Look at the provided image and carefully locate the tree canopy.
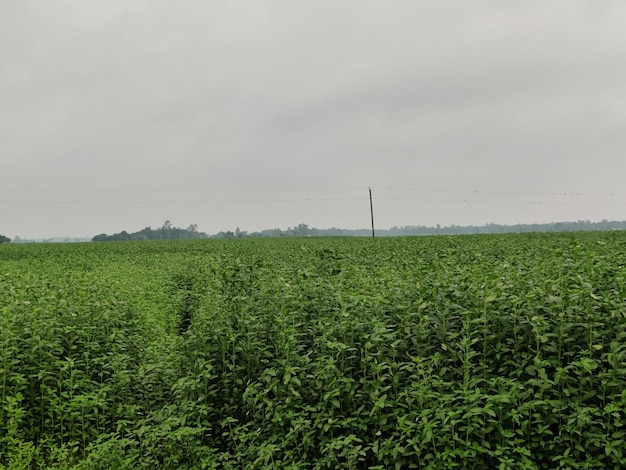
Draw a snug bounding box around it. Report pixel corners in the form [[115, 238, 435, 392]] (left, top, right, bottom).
[[92, 222, 207, 242]]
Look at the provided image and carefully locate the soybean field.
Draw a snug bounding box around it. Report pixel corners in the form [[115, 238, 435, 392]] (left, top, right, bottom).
[[2, 232, 626, 469]]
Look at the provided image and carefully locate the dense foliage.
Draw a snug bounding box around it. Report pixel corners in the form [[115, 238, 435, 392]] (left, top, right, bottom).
[[90, 219, 626, 242], [0, 234, 10, 244], [1, 232, 626, 468], [92, 221, 206, 241]]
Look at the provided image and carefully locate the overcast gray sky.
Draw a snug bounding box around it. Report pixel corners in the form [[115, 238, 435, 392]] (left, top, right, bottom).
[[2, 1, 626, 238]]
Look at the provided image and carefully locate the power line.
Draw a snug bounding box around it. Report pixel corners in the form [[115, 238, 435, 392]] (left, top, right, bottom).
[[0, 197, 365, 204], [1, 197, 624, 206], [0, 187, 624, 206], [0, 187, 364, 194], [370, 186, 626, 197], [377, 197, 626, 206], [1, 186, 623, 198]]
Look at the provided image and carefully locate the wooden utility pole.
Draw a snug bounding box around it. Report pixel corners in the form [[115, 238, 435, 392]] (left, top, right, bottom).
[[369, 187, 375, 238]]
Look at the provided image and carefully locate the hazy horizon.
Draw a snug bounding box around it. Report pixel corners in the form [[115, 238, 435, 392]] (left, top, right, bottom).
[[10, 212, 626, 241]]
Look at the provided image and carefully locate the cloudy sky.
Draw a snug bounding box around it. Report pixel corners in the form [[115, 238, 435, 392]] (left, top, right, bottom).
[[2, 1, 626, 238]]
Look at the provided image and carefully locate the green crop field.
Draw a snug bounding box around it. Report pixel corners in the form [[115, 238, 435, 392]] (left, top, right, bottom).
[[2, 232, 626, 469]]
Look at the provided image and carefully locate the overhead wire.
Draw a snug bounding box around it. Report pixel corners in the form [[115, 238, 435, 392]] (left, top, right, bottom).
[[0, 186, 624, 206]]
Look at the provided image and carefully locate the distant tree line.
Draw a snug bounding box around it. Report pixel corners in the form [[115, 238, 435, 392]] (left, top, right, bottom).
[[212, 220, 626, 238], [383, 219, 626, 236], [0, 234, 10, 244], [92, 219, 626, 242], [92, 220, 208, 242], [210, 223, 371, 238]]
